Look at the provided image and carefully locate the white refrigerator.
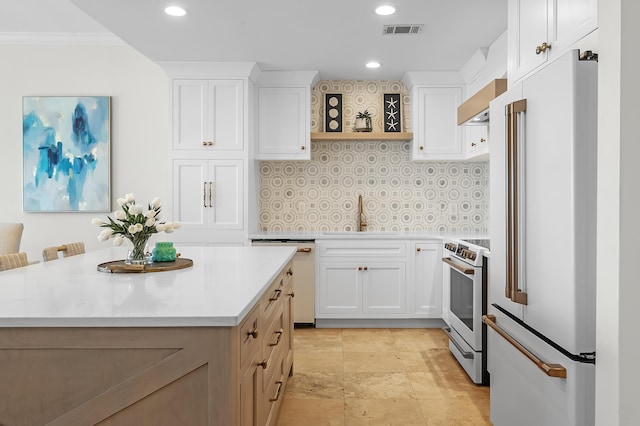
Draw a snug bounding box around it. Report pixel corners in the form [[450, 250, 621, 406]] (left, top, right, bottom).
[[487, 49, 597, 426]]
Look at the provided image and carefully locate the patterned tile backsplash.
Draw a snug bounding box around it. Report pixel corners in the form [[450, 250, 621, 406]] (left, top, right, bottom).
[[258, 80, 489, 234], [259, 142, 488, 233]]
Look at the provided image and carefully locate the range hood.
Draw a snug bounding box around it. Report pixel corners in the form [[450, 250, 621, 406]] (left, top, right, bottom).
[[457, 79, 507, 125]]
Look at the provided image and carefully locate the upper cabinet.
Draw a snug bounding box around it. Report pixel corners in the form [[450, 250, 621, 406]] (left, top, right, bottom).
[[255, 71, 319, 161], [411, 86, 464, 161], [508, 0, 598, 83], [172, 79, 244, 151]]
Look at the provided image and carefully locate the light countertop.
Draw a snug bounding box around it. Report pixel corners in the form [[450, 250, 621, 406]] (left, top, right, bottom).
[[249, 230, 488, 241], [0, 246, 295, 328]]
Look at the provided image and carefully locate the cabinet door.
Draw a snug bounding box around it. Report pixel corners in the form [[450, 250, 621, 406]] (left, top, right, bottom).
[[172, 79, 243, 151], [317, 261, 361, 314], [507, 0, 549, 83], [257, 87, 309, 160], [413, 87, 463, 160], [172, 159, 244, 231], [413, 243, 443, 317], [362, 262, 406, 314], [550, 0, 598, 54], [465, 126, 489, 159]]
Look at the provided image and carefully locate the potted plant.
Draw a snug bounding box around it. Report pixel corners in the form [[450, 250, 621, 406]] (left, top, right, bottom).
[[355, 110, 373, 132]]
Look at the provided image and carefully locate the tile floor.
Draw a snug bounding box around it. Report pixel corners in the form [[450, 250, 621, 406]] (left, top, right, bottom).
[[276, 328, 491, 426]]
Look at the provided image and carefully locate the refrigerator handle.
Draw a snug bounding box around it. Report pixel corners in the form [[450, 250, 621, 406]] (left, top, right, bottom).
[[483, 314, 566, 378], [506, 99, 528, 305]]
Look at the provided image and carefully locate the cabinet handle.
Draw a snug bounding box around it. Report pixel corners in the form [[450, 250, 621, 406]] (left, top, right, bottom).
[[269, 289, 282, 301], [471, 142, 476, 147], [480, 138, 486, 143], [364, 266, 368, 271], [297, 247, 312, 253], [288, 291, 295, 298], [419, 146, 424, 151], [270, 380, 284, 402], [416, 247, 421, 252], [358, 266, 363, 271], [258, 359, 268, 369], [208, 181, 213, 207], [203, 182, 208, 207], [535, 42, 551, 55], [270, 328, 284, 346], [202, 141, 207, 146], [247, 328, 258, 339], [286, 269, 293, 276], [301, 145, 306, 150]]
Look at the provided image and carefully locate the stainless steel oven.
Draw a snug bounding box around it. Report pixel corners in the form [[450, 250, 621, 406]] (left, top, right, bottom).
[[442, 238, 489, 385]]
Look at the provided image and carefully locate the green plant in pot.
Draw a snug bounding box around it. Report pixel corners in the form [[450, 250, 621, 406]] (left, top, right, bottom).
[[355, 110, 373, 132]]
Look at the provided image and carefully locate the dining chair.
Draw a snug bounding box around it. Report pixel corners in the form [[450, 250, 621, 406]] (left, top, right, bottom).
[[42, 242, 86, 262], [0, 223, 24, 255], [0, 252, 29, 272]]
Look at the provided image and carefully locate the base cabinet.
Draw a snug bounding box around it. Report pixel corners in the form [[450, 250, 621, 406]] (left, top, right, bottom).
[[412, 242, 443, 317], [316, 241, 407, 318]]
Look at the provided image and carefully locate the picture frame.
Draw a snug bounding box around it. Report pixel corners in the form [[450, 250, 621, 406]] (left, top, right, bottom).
[[383, 93, 401, 132], [22, 96, 111, 212], [325, 93, 343, 132]]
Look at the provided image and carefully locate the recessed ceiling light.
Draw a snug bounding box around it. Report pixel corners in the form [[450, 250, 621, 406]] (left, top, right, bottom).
[[165, 6, 187, 17], [375, 5, 396, 16], [366, 61, 381, 69]]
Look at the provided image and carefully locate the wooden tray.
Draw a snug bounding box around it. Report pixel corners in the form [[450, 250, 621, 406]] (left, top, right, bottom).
[[97, 258, 193, 273]]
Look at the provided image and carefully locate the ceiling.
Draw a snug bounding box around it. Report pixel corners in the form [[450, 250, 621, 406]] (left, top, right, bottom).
[[2, 0, 508, 80]]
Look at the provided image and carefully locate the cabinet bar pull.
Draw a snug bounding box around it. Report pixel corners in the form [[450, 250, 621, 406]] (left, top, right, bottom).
[[442, 257, 475, 274], [247, 328, 258, 339], [270, 328, 284, 346], [258, 359, 268, 369], [270, 380, 284, 402], [269, 289, 282, 301], [535, 42, 551, 55], [203, 182, 208, 207], [297, 248, 312, 253], [208, 181, 213, 208], [483, 315, 566, 378], [443, 327, 474, 359]]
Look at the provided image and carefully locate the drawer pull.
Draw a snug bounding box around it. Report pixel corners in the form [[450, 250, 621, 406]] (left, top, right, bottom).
[[258, 359, 268, 369], [269, 380, 284, 402], [270, 328, 284, 346], [247, 328, 258, 339], [288, 291, 295, 298], [297, 247, 312, 253], [269, 289, 282, 301]]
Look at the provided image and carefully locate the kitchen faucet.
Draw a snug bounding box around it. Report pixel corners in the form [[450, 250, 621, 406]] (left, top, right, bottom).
[[358, 194, 367, 232]]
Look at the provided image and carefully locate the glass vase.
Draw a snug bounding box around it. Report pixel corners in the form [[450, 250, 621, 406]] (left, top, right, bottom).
[[125, 236, 153, 265]]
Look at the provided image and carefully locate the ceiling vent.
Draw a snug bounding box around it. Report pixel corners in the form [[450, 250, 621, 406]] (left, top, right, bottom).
[[383, 24, 424, 35]]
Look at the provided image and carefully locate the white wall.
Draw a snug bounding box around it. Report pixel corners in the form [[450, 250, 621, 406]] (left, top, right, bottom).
[[0, 44, 170, 261], [596, 0, 640, 424]]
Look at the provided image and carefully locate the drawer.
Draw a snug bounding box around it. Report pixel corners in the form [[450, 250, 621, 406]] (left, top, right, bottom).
[[262, 310, 286, 392], [263, 355, 286, 426], [318, 241, 407, 258], [261, 273, 285, 323], [239, 305, 260, 370]]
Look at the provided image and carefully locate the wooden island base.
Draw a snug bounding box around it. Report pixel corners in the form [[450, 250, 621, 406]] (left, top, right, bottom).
[[0, 260, 294, 426]]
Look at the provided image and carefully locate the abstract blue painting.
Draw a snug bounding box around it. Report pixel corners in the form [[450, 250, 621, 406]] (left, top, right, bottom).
[[23, 96, 110, 212]]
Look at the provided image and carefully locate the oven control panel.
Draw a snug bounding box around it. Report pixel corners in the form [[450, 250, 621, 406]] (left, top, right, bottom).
[[443, 239, 486, 267]]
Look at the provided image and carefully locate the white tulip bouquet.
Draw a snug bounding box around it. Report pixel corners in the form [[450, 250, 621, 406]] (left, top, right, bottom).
[[92, 193, 180, 263]]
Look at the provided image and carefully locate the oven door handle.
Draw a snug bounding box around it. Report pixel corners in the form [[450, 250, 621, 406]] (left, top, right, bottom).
[[483, 314, 567, 378], [442, 257, 475, 274], [443, 327, 474, 359]]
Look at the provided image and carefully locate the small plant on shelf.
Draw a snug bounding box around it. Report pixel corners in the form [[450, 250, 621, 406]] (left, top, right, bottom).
[[355, 110, 372, 132]]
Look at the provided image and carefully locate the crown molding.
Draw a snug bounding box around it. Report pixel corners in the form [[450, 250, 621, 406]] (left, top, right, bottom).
[[0, 32, 125, 46]]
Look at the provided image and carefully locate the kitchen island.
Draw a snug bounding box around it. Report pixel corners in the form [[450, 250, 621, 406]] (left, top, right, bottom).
[[0, 246, 296, 426]]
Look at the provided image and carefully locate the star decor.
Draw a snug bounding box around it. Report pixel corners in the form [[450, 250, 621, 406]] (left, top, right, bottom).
[[383, 93, 401, 132]]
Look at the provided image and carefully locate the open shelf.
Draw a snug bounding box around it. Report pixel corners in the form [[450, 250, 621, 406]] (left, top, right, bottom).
[[310, 132, 413, 142]]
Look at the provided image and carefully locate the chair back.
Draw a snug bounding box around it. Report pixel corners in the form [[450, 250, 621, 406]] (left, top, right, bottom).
[[0, 223, 24, 255], [0, 252, 29, 271], [43, 242, 86, 262]]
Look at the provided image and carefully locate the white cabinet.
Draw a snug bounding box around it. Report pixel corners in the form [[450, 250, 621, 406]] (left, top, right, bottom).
[[172, 79, 244, 151], [412, 242, 443, 317], [465, 125, 489, 160], [507, 0, 598, 83], [257, 87, 309, 160], [410, 86, 464, 160], [171, 159, 244, 243], [316, 241, 407, 318]]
